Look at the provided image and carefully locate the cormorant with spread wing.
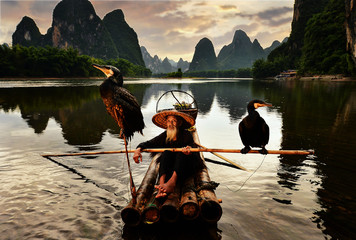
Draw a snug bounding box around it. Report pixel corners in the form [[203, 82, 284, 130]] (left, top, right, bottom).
[[93, 64, 145, 140], [239, 99, 272, 154], [93, 63, 144, 201]]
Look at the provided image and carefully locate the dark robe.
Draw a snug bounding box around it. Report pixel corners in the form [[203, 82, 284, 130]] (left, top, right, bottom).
[[137, 129, 203, 183]]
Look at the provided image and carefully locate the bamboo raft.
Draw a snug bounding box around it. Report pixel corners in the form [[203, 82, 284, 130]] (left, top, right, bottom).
[[40, 90, 315, 227], [121, 128, 222, 226]]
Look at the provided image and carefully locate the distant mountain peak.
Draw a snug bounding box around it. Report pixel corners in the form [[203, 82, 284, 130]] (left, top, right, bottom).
[[217, 29, 282, 70], [189, 37, 217, 71], [12, 16, 42, 46], [233, 29, 251, 43], [109, 9, 125, 21], [103, 9, 144, 65]]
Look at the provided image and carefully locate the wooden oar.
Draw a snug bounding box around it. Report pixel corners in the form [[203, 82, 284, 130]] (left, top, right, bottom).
[[41, 148, 314, 157], [195, 143, 249, 171]]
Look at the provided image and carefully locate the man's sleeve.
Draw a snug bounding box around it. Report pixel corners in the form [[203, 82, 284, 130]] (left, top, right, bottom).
[[136, 132, 166, 149]]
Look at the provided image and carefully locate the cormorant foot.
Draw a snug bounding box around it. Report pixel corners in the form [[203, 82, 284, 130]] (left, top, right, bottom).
[[241, 146, 251, 154], [259, 147, 268, 155]]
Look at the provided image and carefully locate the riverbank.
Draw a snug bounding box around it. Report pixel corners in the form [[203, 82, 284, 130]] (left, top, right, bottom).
[[298, 75, 356, 81], [2, 75, 356, 82]]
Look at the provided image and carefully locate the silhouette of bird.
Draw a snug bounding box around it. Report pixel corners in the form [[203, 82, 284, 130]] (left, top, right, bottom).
[[239, 99, 272, 154], [93, 64, 144, 140], [93, 63, 144, 201]]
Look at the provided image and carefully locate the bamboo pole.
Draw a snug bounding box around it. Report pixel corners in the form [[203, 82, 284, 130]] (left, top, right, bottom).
[[41, 148, 314, 157]]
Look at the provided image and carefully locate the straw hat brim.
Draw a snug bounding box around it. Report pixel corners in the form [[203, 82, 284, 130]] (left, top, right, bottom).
[[152, 110, 195, 129]]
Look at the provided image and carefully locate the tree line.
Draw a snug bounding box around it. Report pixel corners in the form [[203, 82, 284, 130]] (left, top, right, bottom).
[[185, 68, 252, 78], [152, 68, 252, 78], [0, 44, 151, 78]]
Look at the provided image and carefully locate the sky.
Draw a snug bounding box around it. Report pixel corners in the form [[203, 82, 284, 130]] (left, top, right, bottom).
[[0, 0, 294, 62]]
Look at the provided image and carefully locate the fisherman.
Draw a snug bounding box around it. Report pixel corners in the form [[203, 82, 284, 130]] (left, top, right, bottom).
[[133, 110, 203, 198]]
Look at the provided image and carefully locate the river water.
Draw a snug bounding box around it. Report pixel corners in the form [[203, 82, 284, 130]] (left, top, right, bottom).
[[0, 78, 355, 240]]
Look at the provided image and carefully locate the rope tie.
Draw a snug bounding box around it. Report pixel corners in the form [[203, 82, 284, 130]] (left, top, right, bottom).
[[184, 181, 220, 193], [187, 125, 196, 132], [196, 181, 220, 192]]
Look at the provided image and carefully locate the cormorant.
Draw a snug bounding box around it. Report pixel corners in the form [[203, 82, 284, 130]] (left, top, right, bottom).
[[92, 64, 145, 140], [239, 99, 272, 154], [93, 63, 145, 201]]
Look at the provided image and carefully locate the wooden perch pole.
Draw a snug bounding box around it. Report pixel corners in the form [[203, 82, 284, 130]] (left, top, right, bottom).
[[42, 148, 314, 158]]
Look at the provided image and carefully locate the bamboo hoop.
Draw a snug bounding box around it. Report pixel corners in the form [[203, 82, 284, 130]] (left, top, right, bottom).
[[41, 148, 314, 158]]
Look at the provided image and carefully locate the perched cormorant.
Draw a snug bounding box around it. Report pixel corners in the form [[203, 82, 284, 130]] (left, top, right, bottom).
[[239, 99, 272, 154], [93, 63, 144, 201], [93, 64, 145, 140]]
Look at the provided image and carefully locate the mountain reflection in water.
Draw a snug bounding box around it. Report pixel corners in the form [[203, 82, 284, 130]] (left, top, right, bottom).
[[0, 79, 355, 239]]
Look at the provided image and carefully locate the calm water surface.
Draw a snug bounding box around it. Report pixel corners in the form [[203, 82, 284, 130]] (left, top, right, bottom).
[[0, 78, 355, 239]]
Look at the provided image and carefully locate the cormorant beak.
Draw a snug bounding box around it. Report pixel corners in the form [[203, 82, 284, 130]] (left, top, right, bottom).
[[92, 64, 114, 78], [254, 102, 272, 109]]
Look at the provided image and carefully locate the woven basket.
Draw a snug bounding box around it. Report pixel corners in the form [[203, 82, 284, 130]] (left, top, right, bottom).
[[156, 90, 198, 120]]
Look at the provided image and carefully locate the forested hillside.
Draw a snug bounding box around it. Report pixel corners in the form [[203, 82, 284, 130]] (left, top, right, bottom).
[[253, 0, 355, 78], [0, 44, 151, 78]]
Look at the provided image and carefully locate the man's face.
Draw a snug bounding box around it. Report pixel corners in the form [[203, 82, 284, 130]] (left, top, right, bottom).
[[166, 116, 179, 130], [166, 115, 180, 142]]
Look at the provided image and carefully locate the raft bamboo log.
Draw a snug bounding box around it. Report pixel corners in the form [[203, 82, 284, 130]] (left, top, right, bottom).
[[141, 188, 160, 224], [41, 148, 314, 157], [196, 167, 223, 223], [180, 175, 200, 221], [121, 154, 160, 226], [195, 143, 249, 171], [160, 183, 181, 223], [192, 131, 223, 223]]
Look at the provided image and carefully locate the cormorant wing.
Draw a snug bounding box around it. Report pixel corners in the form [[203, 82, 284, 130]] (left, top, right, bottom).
[[239, 117, 251, 147], [259, 117, 270, 146], [112, 86, 145, 140]]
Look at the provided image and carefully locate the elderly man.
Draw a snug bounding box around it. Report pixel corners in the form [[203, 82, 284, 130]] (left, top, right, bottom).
[[133, 110, 203, 198]]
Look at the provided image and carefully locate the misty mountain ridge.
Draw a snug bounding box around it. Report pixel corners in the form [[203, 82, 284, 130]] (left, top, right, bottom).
[[140, 46, 189, 74], [142, 30, 285, 73]]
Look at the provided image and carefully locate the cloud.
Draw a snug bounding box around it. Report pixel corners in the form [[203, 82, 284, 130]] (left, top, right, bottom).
[[257, 6, 293, 20], [219, 5, 237, 11], [235, 6, 293, 27]]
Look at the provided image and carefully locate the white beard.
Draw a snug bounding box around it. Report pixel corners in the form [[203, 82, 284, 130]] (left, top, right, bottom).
[[166, 126, 178, 143]]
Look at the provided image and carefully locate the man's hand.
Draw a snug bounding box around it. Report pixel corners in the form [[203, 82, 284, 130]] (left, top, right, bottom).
[[182, 146, 191, 155], [133, 148, 142, 163]]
